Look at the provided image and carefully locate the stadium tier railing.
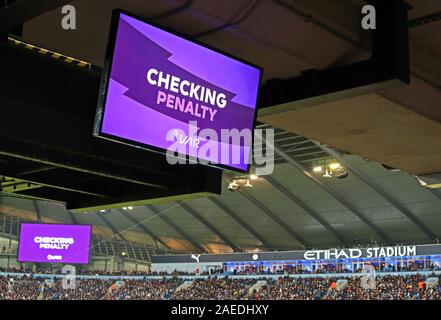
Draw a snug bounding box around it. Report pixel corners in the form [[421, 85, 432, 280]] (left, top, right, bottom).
[[2, 270, 441, 281]]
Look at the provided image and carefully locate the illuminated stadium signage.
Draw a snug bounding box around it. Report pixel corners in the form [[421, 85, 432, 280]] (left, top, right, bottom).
[[151, 244, 440, 264], [303, 245, 417, 260], [18, 223, 91, 264], [94, 10, 262, 172]]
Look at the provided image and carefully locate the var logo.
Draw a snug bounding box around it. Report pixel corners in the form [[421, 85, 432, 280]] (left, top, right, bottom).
[[172, 130, 201, 149]]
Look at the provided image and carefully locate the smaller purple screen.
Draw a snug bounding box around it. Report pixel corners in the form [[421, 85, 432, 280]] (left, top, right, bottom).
[[18, 223, 91, 264]]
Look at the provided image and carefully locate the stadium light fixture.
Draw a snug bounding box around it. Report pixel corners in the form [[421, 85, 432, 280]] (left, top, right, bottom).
[[228, 180, 240, 191], [313, 166, 323, 173], [329, 163, 341, 170], [323, 168, 332, 178], [244, 179, 253, 188]]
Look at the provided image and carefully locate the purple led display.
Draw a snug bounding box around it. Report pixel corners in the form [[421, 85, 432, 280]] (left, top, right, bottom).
[[18, 223, 91, 264], [95, 10, 262, 172]]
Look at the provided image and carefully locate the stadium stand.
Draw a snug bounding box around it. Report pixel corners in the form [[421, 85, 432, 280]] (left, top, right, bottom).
[[44, 279, 114, 300], [172, 278, 257, 300], [104, 278, 183, 300], [1, 271, 441, 300]]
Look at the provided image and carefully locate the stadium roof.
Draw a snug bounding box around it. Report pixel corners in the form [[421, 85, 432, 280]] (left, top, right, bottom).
[[3, 0, 440, 174], [2, 128, 441, 253], [0, 0, 440, 254]]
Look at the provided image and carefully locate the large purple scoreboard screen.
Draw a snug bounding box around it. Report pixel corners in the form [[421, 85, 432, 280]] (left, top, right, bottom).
[[94, 10, 262, 172], [18, 223, 91, 264]]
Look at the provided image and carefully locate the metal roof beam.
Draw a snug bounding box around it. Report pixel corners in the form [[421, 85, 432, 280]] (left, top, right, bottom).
[[66, 211, 78, 224], [147, 205, 206, 253], [224, 178, 309, 248], [318, 144, 438, 240], [432, 190, 441, 201], [265, 135, 392, 244], [264, 175, 347, 244], [117, 209, 170, 251], [148, 0, 195, 22], [95, 212, 127, 242], [207, 197, 275, 250], [178, 201, 239, 252], [0, 167, 110, 198], [32, 200, 41, 222], [0, 0, 72, 33]]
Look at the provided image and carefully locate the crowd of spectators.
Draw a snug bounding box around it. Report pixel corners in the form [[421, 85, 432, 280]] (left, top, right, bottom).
[[172, 277, 256, 300], [230, 261, 440, 276], [2, 261, 439, 278], [44, 279, 114, 300], [0, 273, 441, 300], [0, 266, 226, 277], [0, 275, 43, 300], [0, 266, 150, 276], [251, 275, 441, 300], [104, 278, 183, 300]]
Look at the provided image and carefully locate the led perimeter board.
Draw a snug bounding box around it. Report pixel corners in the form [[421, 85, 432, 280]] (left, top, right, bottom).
[[94, 10, 262, 172], [18, 223, 92, 264]]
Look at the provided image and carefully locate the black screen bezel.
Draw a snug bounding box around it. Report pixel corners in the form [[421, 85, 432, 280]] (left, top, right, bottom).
[[93, 9, 263, 174]]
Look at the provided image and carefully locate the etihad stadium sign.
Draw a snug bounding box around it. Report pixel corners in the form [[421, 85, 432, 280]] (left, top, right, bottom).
[[151, 244, 441, 264], [304, 245, 417, 260]]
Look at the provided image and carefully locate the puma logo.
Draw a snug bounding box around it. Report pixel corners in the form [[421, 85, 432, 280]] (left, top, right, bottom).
[[191, 254, 201, 263]]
